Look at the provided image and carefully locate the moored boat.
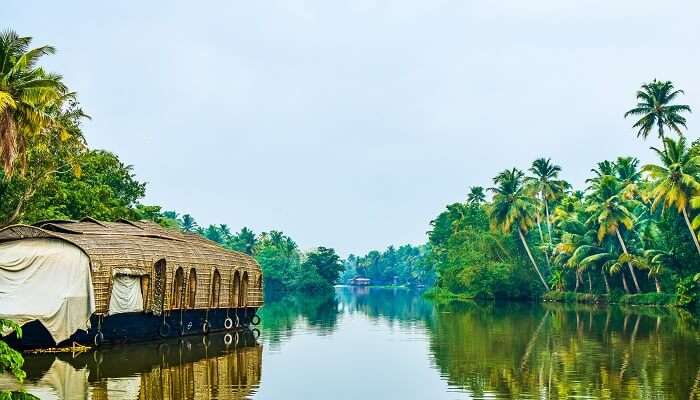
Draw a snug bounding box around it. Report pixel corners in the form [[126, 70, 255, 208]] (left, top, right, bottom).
[[0, 218, 264, 350]]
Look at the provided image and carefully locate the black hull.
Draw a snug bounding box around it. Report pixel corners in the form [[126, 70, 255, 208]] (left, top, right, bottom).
[[5, 307, 260, 350]]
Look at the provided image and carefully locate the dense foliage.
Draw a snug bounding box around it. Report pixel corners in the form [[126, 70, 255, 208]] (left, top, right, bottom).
[[428, 80, 700, 304], [137, 216, 345, 295], [341, 244, 435, 287]]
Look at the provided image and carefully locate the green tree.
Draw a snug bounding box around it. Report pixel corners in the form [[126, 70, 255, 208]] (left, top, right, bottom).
[[467, 186, 486, 205], [227, 226, 257, 255], [585, 175, 641, 292], [488, 168, 549, 291], [218, 224, 232, 242], [641, 249, 678, 293], [0, 30, 69, 176], [17, 150, 145, 222], [624, 80, 691, 146], [303, 247, 344, 285], [527, 157, 569, 253], [643, 137, 700, 256], [0, 148, 143, 225], [0, 95, 87, 226], [180, 214, 198, 232], [204, 225, 223, 243]]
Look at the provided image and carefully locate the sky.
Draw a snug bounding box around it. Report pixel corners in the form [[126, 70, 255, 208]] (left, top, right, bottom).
[[4, 1, 700, 255]]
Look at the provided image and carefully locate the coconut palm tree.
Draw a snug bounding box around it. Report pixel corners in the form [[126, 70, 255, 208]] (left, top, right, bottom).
[[218, 224, 232, 241], [488, 168, 550, 291], [624, 80, 691, 147], [641, 249, 677, 293], [467, 186, 486, 205], [228, 226, 257, 255], [602, 251, 636, 294], [572, 244, 617, 294], [643, 136, 700, 256], [553, 218, 590, 292], [615, 157, 642, 198], [180, 214, 198, 232], [0, 30, 67, 176], [589, 160, 617, 182], [586, 175, 642, 292], [527, 158, 569, 247]]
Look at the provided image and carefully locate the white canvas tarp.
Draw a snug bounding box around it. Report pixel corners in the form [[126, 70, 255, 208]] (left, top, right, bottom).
[[0, 238, 95, 344], [108, 274, 144, 315]]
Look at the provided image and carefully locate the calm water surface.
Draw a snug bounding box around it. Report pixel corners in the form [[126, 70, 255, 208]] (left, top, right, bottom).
[[3, 287, 700, 399]]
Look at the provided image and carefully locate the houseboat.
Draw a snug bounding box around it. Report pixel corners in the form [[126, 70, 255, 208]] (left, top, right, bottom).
[[0, 218, 264, 350], [349, 276, 371, 286]]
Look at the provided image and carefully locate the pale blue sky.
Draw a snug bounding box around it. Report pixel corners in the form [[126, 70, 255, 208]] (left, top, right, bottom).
[[4, 1, 700, 255]]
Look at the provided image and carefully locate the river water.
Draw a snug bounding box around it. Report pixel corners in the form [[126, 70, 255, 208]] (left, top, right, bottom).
[[3, 286, 700, 399]]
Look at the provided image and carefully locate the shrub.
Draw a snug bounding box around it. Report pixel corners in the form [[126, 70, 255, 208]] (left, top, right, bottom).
[[619, 292, 677, 306], [675, 276, 698, 307], [542, 291, 606, 304]]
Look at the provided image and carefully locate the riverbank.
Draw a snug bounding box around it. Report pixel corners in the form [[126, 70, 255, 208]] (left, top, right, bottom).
[[422, 287, 534, 304], [543, 291, 679, 306], [426, 287, 686, 308]]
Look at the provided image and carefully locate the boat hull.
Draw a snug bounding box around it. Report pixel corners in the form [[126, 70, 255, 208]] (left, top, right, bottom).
[[5, 307, 260, 350]]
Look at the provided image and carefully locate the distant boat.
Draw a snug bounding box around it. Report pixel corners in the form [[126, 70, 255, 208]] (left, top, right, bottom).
[[0, 217, 264, 350], [349, 276, 371, 286]]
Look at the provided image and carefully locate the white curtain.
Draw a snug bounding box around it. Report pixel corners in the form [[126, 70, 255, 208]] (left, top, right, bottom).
[[108, 274, 144, 315], [0, 238, 95, 344]]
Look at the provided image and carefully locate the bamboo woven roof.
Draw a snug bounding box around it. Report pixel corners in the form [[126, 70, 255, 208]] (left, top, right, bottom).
[[0, 218, 264, 314]]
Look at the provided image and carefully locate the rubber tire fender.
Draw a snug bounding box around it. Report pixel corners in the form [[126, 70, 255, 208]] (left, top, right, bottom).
[[159, 322, 171, 338], [93, 332, 104, 347]]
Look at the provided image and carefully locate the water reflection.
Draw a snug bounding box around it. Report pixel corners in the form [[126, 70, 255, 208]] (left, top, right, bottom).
[[258, 288, 700, 399], [428, 301, 700, 399], [4, 288, 700, 399], [337, 286, 434, 324], [258, 291, 340, 347], [3, 331, 262, 400]]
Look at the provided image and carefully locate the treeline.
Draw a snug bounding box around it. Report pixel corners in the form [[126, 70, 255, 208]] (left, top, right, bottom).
[[429, 80, 700, 306], [341, 244, 435, 287], [151, 214, 345, 295]]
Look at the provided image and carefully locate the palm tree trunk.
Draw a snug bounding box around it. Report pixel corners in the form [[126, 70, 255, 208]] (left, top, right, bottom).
[[518, 228, 550, 291], [658, 121, 667, 152], [681, 208, 700, 256], [601, 268, 610, 294], [615, 228, 641, 293], [574, 272, 579, 293], [587, 271, 592, 294], [621, 272, 630, 294], [654, 276, 661, 293], [535, 211, 551, 270], [544, 195, 553, 245]]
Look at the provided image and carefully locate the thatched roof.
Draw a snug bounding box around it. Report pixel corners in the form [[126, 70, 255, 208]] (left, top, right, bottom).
[[0, 218, 263, 314]]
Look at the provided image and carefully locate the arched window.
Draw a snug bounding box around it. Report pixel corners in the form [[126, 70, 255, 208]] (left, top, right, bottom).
[[239, 272, 249, 307], [210, 269, 221, 308], [152, 259, 167, 315], [187, 268, 197, 309], [171, 267, 185, 309], [141, 274, 151, 311], [231, 270, 241, 308]]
